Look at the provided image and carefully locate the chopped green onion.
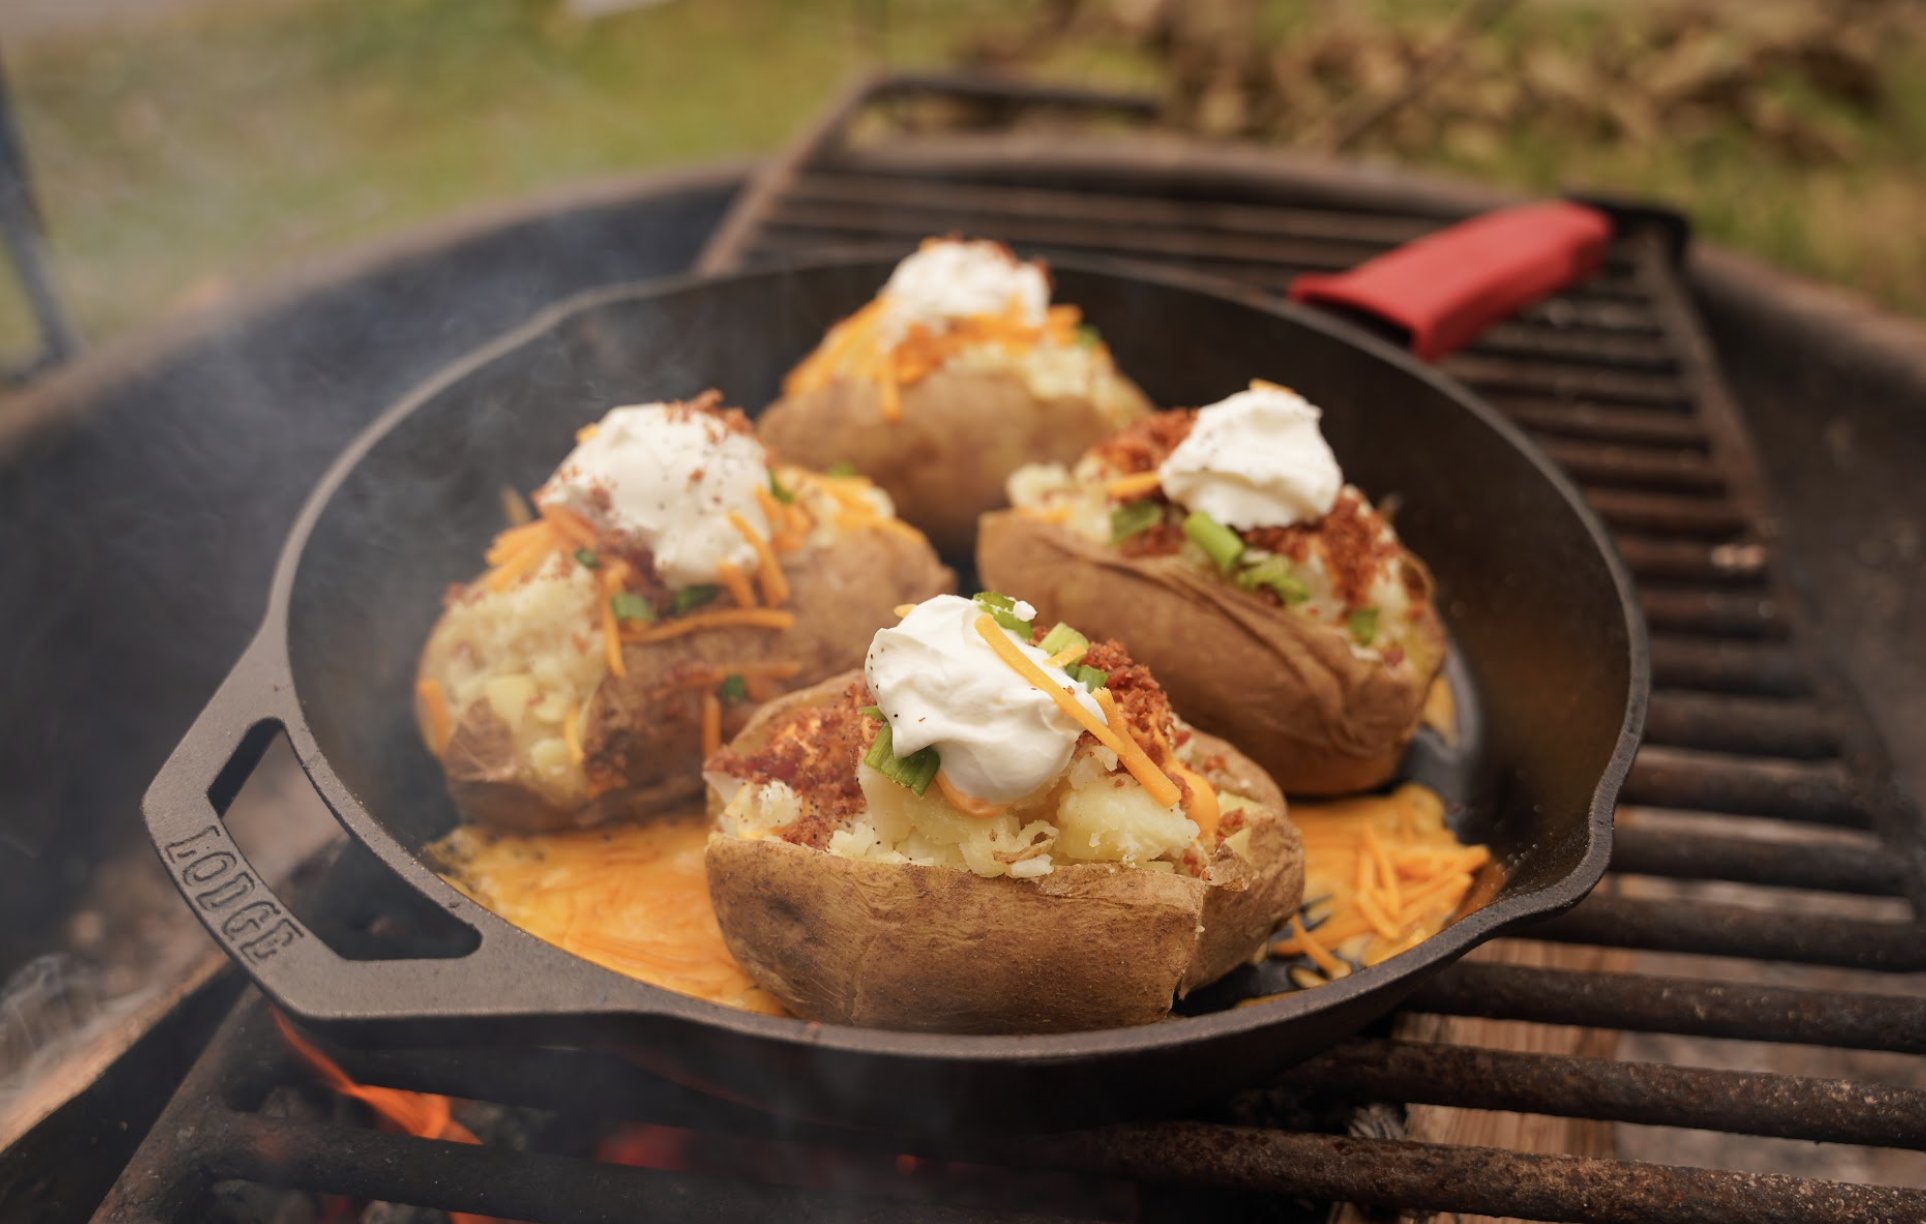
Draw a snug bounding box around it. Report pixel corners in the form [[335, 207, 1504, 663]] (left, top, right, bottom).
[[672, 585, 721, 615], [1037, 622, 1088, 657], [768, 471, 796, 505], [1110, 499, 1163, 543], [825, 460, 860, 478], [1076, 324, 1102, 349], [610, 591, 657, 623], [860, 705, 884, 721], [1348, 608, 1380, 645], [972, 591, 1033, 637], [1183, 510, 1247, 573], [574, 547, 600, 569], [1067, 664, 1109, 691], [718, 673, 749, 703], [862, 716, 940, 796], [1236, 555, 1310, 604]]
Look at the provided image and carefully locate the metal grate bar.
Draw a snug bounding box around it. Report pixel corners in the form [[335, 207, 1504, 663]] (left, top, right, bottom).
[[1284, 1038, 1926, 1149], [1533, 892, 1924, 968], [995, 1122, 1926, 1224], [1624, 745, 1864, 822], [1470, 320, 1679, 371], [1638, 587, 1784, 640], [1538, 438, 1726, 492], [1584, 487, 1751, 537], [1643, 692, 1833, 758], [1648, 636, 1811, 696], [1442, 355, 1688, 406], [1612, 823, 1902, 893], [1614, 534, 1768, 584], [1493, 395, 1709, 445], [1409, 961, 1926, 1053]]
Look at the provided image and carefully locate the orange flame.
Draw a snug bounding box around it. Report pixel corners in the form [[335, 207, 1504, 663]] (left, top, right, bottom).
[[272, 1009, 500, 1224]]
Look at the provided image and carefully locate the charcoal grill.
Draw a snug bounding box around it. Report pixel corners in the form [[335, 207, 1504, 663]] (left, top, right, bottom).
[[13, 75, 1926, 1223]]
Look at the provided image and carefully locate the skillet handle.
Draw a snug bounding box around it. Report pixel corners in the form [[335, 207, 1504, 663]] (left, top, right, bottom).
[[1289, 201, 1612, 361], [142, 630, 628, 1032]]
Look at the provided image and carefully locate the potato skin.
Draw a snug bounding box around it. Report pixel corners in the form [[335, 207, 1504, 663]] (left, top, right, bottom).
[[427, 525, 953, 833], [976, 509, 1446, 796], [760, 368, 1151, 558], [704, 673, 1305, 1033]]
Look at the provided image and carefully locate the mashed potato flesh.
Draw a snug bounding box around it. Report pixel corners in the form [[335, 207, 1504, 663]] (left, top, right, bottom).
[[719, 741, 1261, 881]]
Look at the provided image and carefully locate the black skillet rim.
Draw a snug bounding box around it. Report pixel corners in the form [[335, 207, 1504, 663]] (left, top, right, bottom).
[[237, 250, 1649, 1063]]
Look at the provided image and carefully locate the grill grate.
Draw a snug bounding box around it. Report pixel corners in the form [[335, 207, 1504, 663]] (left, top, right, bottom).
[[98, 76, 1926, 1223]]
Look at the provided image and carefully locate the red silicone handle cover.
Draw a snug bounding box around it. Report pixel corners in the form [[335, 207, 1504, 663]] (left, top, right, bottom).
[[1289, 201, 1613, 361]]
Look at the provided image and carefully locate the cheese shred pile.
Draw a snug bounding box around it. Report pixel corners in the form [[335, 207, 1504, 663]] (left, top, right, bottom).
[[1271, 782, 1492, 989]]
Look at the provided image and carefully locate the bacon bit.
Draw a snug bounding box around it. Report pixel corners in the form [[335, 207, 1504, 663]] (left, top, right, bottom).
[[716, 559, 759, 610], [934, 770, 1012, 819], [727, 510, 790, 607], [624, 608, 796, 642], [1104, 471, 1164, 501], [1093, 409, 1196, 475], [563, 702, 585, 766], [702, 691, 722, 759], [1093, 688, 1184, 810], [417, 678, 452, 755]]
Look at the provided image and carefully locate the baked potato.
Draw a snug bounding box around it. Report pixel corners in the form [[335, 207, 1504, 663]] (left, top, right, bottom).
[[415, 396, 953, 833], [759, 238, 1153, 556], [702, 593, 1305, 1033], [979, 383, 1447, 796]]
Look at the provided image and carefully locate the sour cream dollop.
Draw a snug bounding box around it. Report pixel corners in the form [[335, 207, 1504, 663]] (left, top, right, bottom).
[[1158, 381, 1343, 529], [537, 402, 772, 588], [864, 594, 1104, 804], [880, 239, 1050, 343]]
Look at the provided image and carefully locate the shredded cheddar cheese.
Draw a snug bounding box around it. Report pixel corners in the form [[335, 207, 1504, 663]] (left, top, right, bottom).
[[974, 614, 1183, 809], [1104, 471, 1164, 500], [562, 701, 585, 766], [727, 511, 790, 607], [1272, 783, 1493, 988], [417, 678, 452, 755], [716, 560, 759, 610], [934, 770, 1013, 819], [624, 608, 797, 642], [701, 691, 722, 759], [599, 562, 629, 680], [782, 295, 1088, 422]]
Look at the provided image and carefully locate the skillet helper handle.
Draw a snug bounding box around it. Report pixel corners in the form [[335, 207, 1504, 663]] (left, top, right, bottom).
[[1289, 201, 1612, 361], [141, 632, 530, 1027]]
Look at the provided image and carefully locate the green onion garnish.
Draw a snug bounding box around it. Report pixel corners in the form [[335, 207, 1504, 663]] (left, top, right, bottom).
[[574, 547, 600, 569], [862, 714, 940, 796], [768, 471, 796, 505], [973, 591, 1033, 637], [1067, 664, 1109, 691], [672, 585, 721, 615], [1076, 324, 1102, 349], [1183, 510, 1246, 573], [1348, 607, 1380, 645], [825, 460, 860, 478], [1236, 555, 1310, 604], [1037, 622, 1088, 657], [1110, 499, 1163, 543], [610, 591, 657, 623], [718, 673, 749, 703]]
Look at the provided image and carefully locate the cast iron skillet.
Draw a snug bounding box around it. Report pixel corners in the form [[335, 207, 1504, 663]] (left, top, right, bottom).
[[143, 254, 1647, 1133]]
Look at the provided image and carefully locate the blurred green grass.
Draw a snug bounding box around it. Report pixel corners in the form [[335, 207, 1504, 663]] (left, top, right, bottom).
[[2, 0, 1922, 369]]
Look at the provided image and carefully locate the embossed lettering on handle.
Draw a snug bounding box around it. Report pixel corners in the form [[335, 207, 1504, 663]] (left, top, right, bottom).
[[163, 824, 307, 963]]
